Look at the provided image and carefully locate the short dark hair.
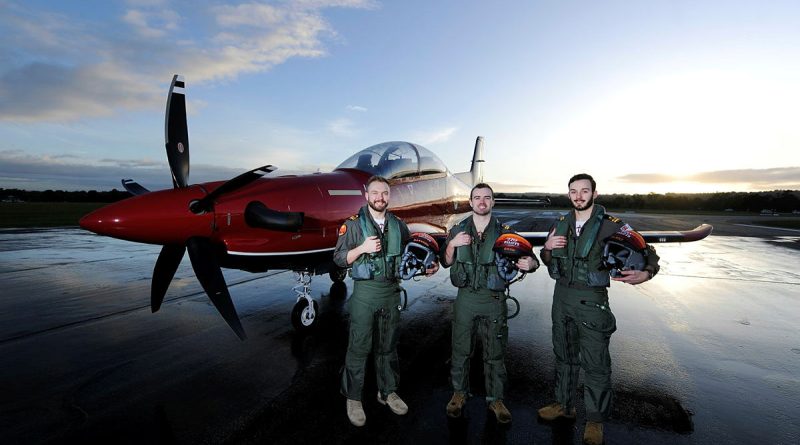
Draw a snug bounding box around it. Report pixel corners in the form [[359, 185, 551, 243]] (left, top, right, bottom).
[[470, 182, 494, 199], [366, 175, 390, 189], [568, 173, 596, 192]]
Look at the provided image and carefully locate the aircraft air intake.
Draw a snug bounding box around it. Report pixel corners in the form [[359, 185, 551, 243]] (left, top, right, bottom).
[[244, 201, 304, 232]]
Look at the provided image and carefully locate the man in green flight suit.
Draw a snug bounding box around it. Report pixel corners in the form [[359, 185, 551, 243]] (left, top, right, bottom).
[[334, 175, 439, 427], [441, 183, 539, 424], [538, 173, 660, 445]]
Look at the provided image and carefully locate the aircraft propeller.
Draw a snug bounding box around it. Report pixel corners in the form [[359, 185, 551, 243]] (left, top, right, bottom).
[[165, 75, 190, 188], [147, 75, 274, 340]]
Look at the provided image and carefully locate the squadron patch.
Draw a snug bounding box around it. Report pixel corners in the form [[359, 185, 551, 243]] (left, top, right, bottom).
[[338, 224, 348, 236]]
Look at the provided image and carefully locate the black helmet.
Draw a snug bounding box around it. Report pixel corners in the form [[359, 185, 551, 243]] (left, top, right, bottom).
[[492, 233, 533, 282], [399, 232, 440, 280], [602, 229, 647, 277]]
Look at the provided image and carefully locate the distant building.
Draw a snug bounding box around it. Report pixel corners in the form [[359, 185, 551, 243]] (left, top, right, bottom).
[[2, 195, 24, 203]]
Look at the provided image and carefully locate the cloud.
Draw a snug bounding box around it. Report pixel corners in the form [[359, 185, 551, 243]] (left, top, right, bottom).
[[489, 182, 546, 193], [688, 167, 800, 186], [0, 0, 375, 122], [615, 173, 676, 183], [412, 126, 458, 145], [327, 117, 357, 137], [346, 105, 367, 112], [616, 166, 800, 190], [122, 8, 180, 38], [0, 149, 314, 191]]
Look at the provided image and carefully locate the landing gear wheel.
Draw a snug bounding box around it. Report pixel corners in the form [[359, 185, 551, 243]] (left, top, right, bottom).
[[329, 267, 347, 283], [291, 299, 319, 331]]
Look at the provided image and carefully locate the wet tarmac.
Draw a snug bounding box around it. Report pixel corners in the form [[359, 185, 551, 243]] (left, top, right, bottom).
[[1, 211, 799, 444]]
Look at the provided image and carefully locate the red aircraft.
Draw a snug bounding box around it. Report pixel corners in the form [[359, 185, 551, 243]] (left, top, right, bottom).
[[80, 75, 712, 340]]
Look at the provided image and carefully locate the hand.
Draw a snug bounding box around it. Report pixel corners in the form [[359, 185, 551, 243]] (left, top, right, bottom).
[[612, 269, 651, 285], [450, 231, 472, 248], [425, 261, 440, 276], [516, 256, 537, 272], [544, 233, 566, 251], [361, 235, 381, 254]]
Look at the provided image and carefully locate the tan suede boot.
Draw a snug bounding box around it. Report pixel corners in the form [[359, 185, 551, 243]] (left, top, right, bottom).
[[537, 402, 577, 421], [488, 399, 512, 424], [583, 421, 604, 445], [446, 392, 467, 418]]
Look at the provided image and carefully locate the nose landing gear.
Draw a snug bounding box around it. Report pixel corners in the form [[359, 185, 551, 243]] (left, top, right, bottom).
[[291, 271, 318, 331]]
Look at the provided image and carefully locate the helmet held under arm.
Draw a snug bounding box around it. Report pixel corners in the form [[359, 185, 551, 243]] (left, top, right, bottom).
[[399, 232, 440, 280], [601, 229, 647, 277], [492, 233, 533, 282]]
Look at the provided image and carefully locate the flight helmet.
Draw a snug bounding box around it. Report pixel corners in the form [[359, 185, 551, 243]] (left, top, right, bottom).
[[399, 232, 440, 280], [602, 229, 647, 277], [493, 233, 533, 282]]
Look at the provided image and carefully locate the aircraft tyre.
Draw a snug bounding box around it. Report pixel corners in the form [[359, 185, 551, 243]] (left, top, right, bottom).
[[291, 298, 319, 331], [329, 267, 347, 283]]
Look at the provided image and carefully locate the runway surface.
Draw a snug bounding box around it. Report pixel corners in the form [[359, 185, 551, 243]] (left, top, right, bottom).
[[1, 210, 799, 444]]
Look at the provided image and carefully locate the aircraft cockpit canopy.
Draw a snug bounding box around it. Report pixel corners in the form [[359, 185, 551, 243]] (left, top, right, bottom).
[[336, 141, 449, 180]]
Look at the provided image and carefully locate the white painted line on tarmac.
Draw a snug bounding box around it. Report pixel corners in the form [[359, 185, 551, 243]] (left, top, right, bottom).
[[733, 224, 800, 233]]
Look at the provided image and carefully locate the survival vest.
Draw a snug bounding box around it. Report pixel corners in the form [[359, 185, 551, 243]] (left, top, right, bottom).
[[449, 216, 508, 293], [547, 205, 612, 288], [350, 206, 403, 281]]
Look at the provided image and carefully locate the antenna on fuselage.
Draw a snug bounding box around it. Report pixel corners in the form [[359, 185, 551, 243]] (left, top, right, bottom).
[[455, 136, 485, 186]]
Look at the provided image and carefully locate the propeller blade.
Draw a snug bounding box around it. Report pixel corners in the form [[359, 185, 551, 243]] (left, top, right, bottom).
[[121, 179, 150, 196], [165, 74, 190, 188], [190, 165, 276, 214], [151, 244, 186, 312], [185, 237, 247, 340]]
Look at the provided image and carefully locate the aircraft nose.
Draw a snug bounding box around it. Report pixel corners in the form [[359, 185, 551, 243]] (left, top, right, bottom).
[[79, 207, 118, 235], [78, 187, 213, 244]]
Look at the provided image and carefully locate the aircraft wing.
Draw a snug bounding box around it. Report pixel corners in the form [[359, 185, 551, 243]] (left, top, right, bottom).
[[494, 197, 551, 206], [517, 223, 713, 247]]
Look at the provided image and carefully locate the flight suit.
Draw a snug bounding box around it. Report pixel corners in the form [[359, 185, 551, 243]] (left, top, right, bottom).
[[541, 205, 660, 422], [334, 205, 410, 401], [442, 216, 527, 401]]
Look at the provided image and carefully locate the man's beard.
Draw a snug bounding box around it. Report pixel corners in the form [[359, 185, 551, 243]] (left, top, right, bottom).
[[368, 199, 387, 212], [572, 195, 594, 211]]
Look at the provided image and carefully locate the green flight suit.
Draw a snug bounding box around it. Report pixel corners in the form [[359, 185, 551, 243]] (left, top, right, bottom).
[[333, 205, 410, 401], [541, 205, 660, 422], [442, 216, 527, 401]]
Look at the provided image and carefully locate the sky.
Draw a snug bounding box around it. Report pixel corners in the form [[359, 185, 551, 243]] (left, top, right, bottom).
[[1, 0, 799, 194]]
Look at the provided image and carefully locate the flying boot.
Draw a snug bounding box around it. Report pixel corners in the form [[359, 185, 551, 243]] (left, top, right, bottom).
[[537, 402, 577, 421]]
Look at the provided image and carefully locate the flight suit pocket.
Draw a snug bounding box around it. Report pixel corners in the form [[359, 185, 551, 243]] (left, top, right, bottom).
[[547, 261, 561, 280], [350, 261, 374, 280], [580, 301, 617, 336]]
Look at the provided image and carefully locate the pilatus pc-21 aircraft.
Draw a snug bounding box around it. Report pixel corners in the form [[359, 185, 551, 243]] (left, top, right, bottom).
[[80, 75, 712, 340]]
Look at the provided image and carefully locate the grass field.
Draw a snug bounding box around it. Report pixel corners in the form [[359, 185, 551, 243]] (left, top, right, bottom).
[[0, 202, 105, 228]]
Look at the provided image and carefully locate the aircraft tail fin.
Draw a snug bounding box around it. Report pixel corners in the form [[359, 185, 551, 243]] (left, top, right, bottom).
[[454, 136, 485, 186]]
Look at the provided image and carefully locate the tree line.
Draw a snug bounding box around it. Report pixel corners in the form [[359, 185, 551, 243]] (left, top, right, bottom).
[[3, 187, 799, 213], [1, 188, 130, 203], [496, 190, 800, 212]]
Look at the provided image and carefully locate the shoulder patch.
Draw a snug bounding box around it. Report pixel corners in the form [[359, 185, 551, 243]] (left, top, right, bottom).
[[605, 214, 621, 223], [338, 224, 348, 236]]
